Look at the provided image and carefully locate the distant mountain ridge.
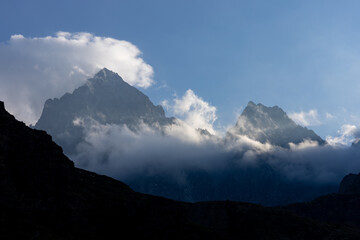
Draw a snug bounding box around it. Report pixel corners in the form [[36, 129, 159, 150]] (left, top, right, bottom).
[[227, 101, 325, 148], [35, 68, 174, 154]]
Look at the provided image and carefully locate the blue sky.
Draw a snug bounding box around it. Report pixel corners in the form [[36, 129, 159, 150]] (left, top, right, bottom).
[[1, 0, 360, 141]]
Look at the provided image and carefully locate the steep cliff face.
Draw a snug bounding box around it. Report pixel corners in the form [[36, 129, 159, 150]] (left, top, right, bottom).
[[35, 68, 174, 154], [1, 100, 359, 239], [227, 101, 325, 148]]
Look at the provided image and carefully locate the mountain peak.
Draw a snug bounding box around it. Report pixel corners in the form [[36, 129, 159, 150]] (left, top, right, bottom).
[[247, 101, 256, 106], [228, 102, 325, 148], [35, 69, 174, 155], [244, 101, 282, 113], [90, 68, 125, 85], [241, 101, 288, 128], [94, 68, 115, 79]]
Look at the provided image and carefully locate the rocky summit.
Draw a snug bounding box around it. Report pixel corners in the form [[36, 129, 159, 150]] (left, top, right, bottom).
[[35, 68, 174, 154], [227, 101, 325, 148], [1, 100, 360, 239]]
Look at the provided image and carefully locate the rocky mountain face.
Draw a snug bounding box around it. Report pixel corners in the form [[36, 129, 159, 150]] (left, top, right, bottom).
[[227, 101, 325, 148], [35, 68, 174, 154], [2, 101, 359, 239]]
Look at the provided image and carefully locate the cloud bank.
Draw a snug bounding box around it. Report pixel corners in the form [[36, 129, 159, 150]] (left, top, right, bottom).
[[71, 117, 226, 180], [68, 114, 360, 185], [0, 32, 154, 124], [268, 141, 360, 183]]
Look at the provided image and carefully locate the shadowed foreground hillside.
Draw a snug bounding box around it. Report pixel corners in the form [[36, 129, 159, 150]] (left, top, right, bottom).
[[1, 101, 359, 239], [284, 173, 360, 227]]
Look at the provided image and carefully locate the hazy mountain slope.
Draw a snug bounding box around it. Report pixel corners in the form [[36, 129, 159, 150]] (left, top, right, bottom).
[[227, 101, 325, 148], [35, 68, 174, 154], [1, 100, 360, 239], [127, 163, 337, 206]]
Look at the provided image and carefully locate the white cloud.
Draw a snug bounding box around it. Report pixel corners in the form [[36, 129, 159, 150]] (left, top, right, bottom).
[[326, 124, 359, 147], [289, 140, 319, 151], [164, 89, 218, 134], [288, 109, 321, 126], [0, 32, 154, 124]]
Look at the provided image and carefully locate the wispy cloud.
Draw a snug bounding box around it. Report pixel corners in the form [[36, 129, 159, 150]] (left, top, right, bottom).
[[288, 109, 321, 126], [0, 32, 154, 124]]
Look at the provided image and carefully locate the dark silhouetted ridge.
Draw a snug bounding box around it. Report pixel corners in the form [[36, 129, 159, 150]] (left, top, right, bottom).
[[339, 173, 360, 195], [284, 173, 360, 227], [1, 101, 360, 239]]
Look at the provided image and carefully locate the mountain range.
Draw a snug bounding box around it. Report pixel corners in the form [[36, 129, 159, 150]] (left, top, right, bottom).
[[36, 68, 325, 153], [32, 68, 337, 206], [2, 100, 360, 239]]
